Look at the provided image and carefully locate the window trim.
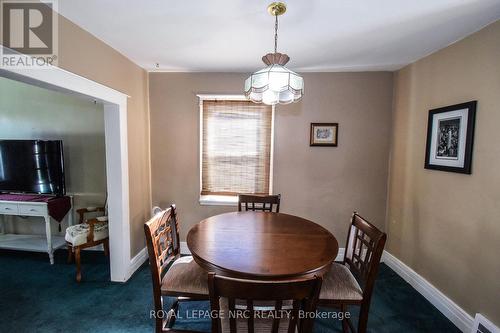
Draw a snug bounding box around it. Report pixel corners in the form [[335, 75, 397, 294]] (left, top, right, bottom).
[[198, 94, 275, 206]]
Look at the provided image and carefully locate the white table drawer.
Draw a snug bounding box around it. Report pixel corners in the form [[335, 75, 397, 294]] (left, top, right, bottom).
[[0, 202, 19, 214], [19, 204, 47, 216]]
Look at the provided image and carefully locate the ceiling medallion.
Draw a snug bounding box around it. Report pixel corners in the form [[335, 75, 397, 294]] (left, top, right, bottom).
[[244, 2, 304, 105]]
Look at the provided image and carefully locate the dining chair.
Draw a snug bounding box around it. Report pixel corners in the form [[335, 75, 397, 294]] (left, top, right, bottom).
[[237, 194, 281, 213], [319, 212, 387, 333], [65, 205, 109, 282], [144, 205, 209, 333], [208, 273, 322, 333]]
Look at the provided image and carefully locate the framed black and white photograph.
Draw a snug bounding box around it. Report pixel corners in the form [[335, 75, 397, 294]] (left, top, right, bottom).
[[424, 101, 477, 174], [310, 123, 338, 146]]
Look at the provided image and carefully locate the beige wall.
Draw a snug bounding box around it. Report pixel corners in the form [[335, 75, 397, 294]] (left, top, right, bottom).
[[387, 20, 500, 325], [0, 76, 106, 235], [56, 16, 151, 256], [149, 72, 393, 242]]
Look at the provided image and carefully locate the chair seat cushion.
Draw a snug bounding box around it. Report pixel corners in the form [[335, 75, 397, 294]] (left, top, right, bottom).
[[319, 262, 363, 301], [161, 256, 208, 297], [65, 221, 109, 247]]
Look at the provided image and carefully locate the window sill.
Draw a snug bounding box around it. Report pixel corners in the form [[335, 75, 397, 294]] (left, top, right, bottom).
[[199, 195, 238, 206]]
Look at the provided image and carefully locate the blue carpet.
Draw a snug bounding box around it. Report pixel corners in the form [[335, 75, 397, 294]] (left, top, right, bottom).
[[0, 249, 460, 333]]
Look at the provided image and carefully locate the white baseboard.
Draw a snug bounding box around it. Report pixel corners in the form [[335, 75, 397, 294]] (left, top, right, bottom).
[[82, 244, 104, 251], [336, 247, 345, 262], [127, 247, 148, 279], [382, 251, 473, 332], [180, 241, 190, 255]]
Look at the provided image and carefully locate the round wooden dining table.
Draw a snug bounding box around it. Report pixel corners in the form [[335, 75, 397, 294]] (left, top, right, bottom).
[[186, 211, 338, 280]]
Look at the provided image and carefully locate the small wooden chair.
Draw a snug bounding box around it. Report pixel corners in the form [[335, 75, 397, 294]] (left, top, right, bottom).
[[65, 206, 109, 282], [319, 212, 387, 333], [237, 194, 281, 213], [144, 205, 209, 333], [209, 273, 322, 333]]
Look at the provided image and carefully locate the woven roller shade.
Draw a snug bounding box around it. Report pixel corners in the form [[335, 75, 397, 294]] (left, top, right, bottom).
[[201, 100, 272, 196]]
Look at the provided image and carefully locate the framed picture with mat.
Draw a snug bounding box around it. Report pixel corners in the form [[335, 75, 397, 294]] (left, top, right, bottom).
[[424, 101, 476, 174]]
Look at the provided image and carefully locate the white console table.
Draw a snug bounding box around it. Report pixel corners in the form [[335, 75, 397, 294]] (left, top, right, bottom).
[[0, 198, 73, 264]]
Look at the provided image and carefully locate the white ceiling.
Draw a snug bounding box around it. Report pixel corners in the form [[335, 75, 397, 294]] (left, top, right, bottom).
[[57, 0, 500, 72]]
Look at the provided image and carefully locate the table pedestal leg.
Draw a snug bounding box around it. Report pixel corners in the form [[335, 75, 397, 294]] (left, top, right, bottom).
[[45, 215, 54, 264]]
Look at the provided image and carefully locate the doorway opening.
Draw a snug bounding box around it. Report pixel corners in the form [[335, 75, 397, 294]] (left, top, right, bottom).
[[0, 64, 131, 282]]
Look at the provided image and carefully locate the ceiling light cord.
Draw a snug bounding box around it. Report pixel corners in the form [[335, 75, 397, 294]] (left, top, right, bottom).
[[274, 14, 279, 53]]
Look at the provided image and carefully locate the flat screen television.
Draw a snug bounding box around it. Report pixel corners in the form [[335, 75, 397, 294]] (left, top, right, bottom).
[[0, 140, 66, 196]]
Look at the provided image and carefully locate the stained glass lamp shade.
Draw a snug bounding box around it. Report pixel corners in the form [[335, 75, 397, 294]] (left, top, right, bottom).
[[244, 2, 304, 106], [244, 53, 304, 105]]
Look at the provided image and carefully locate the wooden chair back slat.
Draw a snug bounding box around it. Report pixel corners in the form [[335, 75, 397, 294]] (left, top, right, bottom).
[[247, 300, 254, 333], [271, 300, 283, 333], [238, 194, 281, 213], [229, 298, 237, 333], [342, 212, 387, 297], [209, 277, 222, 333], [287, 300, 299, 333], [208, 273, 322, 333]]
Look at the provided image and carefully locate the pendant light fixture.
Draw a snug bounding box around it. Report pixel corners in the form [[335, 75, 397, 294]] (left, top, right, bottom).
[[245, 2, 304, 105]]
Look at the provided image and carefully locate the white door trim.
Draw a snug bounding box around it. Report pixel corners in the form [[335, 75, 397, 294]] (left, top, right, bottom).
[[1, 48, 132, 282]]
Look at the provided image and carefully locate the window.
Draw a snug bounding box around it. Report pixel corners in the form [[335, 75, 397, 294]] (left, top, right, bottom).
[[199, 96, 273, 204]]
